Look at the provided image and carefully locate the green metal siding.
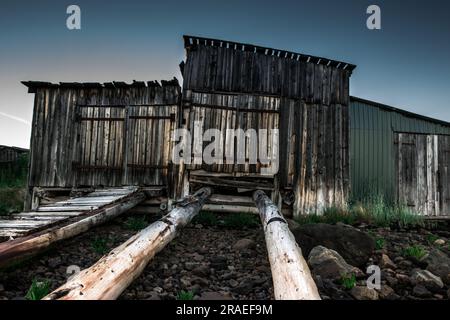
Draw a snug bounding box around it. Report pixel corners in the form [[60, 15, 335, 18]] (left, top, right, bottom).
[[349, 98, 450, 202]]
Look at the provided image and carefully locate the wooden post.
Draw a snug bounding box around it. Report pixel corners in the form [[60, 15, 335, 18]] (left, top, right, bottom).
[[253, 190, 321, 300], [44, 187, 212, 300]]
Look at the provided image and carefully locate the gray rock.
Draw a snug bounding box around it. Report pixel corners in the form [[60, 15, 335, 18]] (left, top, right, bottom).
[[47, 257, 63, 269], [308, 246, 363, 281], [377, 284, 396, 300], [411, 269, 444, 291], [380, 254, 397, 270], [184, 262, 197, 271], [192, 265, 210, 277], [425, 249, 450, 285], [0, 284, 4, 292], [229, 279, 239, 288], [232, 239, 256, 251], [292, 223, 375, 267], [350, 286, 379, 300], [412, 285, 432, 298]]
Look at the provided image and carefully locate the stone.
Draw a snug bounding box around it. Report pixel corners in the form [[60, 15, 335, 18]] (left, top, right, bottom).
[[192, 265, 210, 277], [228, 279, 239, 288], [199, 292, 233, 300], [292, 223, 375, 267], [210, 256, 228, 270], [233, 279, 255, 295], [434, 239, 446, 246], [350, 286, 379, 300], [232, 239, 256, 251], [153, 286, 163, 293], [184, 262, 197, 271], [425, 249, 450, 285], [380, 254, 397, 269], [180, 277, 192, 287], [47, 257, 63, 269], [377, 284, 396, 300], [412, 285, 432, 298], [308, 246, 363, 281], [411, 269, 444, 291], [0, 284, 4, 292]]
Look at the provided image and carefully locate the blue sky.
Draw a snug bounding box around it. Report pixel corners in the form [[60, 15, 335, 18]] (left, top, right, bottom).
[[1, 0, 449, 148]]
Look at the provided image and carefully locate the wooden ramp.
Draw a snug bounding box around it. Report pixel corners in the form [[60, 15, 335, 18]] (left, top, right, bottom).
[[0, 187, 141, 238], [0, 186, 146, 268]]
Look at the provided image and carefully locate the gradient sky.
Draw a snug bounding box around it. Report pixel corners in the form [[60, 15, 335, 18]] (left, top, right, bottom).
[[1, 0, 449, 148]]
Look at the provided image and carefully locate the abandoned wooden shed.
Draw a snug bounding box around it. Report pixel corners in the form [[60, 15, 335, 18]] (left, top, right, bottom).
[[180, 35, 355, 217], [0, 145, 28, 164], [21, 79, 181, 210], [20, 35, 449, 218], [349, 97, 450, 217]]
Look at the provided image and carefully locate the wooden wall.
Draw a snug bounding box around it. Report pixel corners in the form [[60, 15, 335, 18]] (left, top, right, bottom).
[[182, 36, 353, 215], [395, 133, 450, 216], [24, 81, 180, 192], [0, 146, 28, 163]]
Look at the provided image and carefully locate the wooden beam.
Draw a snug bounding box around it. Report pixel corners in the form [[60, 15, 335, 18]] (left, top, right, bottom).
[[44, 188, 212, 300], [253, 190, 321, 300], [0, 192, 145, 269]]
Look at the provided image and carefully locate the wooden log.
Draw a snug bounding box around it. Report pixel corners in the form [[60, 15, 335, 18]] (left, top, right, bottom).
[[44, 187, 212, 300], [0, 192, 145, 269], [253, 190, 321, 300]]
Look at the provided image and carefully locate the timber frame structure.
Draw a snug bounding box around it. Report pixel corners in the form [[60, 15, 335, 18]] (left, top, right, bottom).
[[20, 35, 450, 218]]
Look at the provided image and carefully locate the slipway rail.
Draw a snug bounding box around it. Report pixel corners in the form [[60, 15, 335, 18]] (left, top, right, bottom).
[[0, 187, 145, 268], [42, 188, 320, 301], [252, 190, 321, 300], [44, 187, 211, 300]]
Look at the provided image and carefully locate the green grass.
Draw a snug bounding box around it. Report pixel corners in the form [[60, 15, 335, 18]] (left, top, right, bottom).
[[124, 216, 148, 231], [25, 279, 51, 300], [402, 245, 427, 260], [0, 187, 25, 216], [177, 290, 194, 300], [427, 234, 440, 245], [340, 273, 357, 290], [375, 237, 385, 250], [222, 212, 259, 229], [193, 211, 218, 226], [295, 194, 424, 228], [91, 236, 110, 255]]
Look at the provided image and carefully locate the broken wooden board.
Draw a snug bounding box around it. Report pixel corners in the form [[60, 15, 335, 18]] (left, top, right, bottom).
[[0, 189, 145, 269], [0, 186, 140, 238]]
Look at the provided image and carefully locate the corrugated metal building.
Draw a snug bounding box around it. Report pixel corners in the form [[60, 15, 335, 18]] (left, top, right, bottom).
[[350, 97, 450, 216]]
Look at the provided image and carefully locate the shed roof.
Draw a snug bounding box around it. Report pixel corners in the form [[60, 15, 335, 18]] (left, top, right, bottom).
[[183, 35, 357, 73], [351, 96, 450, 128], [22, 78, 180, 93]]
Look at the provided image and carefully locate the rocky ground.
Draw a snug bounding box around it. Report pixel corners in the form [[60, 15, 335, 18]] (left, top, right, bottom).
[[292, 221, 450, 300], [0, 213, 273, 300], [0, 212, 450, 300]]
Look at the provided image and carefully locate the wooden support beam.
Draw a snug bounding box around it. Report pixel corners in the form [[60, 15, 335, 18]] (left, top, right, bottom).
[[0, 192, 145, 269], [253, 190, 321, 300], [44, 187, 212, 300]]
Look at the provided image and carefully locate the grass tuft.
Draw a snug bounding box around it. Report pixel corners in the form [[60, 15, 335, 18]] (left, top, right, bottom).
[[222, 212, 259, 229], [340, 273, 357, 290], [402, 245, 427, 260], [91, 236, 109, 255], [25, 279, 51, 300], [124, 216, 148, 231], [193, 211, 218, 226], [177, 290, 194, 300]]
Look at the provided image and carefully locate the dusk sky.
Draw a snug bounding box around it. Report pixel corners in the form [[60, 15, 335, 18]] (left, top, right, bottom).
[[1, 0, 449, 148]]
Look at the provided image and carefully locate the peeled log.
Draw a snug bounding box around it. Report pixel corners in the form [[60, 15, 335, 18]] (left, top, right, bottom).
[[253, 190, 321, 300], [44, 187, 212, 300]]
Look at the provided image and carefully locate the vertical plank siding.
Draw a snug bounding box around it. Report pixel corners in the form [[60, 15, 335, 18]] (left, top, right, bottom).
[[350, 97, 450, 216], [24, 81, 181, 191], [182, 36, 354, 215]]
